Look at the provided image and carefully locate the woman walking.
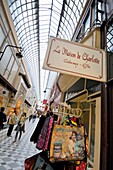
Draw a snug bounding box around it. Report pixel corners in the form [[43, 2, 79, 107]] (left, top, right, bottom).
[[13, 112, 26, 142]]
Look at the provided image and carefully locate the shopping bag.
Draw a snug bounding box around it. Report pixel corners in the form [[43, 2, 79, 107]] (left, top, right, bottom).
[[24, 153, 38, 170], [33, 156, 54, 170], [33, 151, 54, 170], [50, 124, 86, 162], [32, 151, 65, 170]]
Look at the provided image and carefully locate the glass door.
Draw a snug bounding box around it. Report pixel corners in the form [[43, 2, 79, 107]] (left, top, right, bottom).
[[87, 97, 101, 170]]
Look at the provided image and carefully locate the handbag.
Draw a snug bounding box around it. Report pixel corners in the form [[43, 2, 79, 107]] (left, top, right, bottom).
[[33, 151, 54, 170], [24, 153, 38, 170], [50, 124, 86, 162], [33, 155, 54, 170], [33, 152, 67, 170], [25, 151, 66, 170]]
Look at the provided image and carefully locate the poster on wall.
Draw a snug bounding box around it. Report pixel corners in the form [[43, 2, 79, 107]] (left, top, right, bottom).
[[43, 37, 106, 82]]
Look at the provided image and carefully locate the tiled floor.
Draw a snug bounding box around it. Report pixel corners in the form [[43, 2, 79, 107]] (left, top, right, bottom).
[[0, 118, 40, 170]]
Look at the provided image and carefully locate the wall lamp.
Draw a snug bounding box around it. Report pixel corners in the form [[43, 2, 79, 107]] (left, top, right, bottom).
[[0, 45, 23, 61], [43, 88, 52, 93]]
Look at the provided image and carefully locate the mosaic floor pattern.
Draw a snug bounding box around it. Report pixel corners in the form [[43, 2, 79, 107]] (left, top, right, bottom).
[[0, 118, 40, 170]]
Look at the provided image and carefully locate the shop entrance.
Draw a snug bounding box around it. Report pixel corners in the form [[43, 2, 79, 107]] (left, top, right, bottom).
[[65, 91, 101, 170], [87, 97, 101, 170]]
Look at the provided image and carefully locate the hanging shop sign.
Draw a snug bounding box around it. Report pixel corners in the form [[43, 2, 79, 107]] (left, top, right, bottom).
[[43, 37, 106, 82], [49, 84, 61, 105]]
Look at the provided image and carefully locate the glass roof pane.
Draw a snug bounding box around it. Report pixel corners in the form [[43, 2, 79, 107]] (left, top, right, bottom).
[[22, 4, 26, 11], [8, 0, 87, 101]]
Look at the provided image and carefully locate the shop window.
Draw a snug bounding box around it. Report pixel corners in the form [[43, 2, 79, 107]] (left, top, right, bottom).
[[0, 42, 12, 75], [80, 101, 90, 135], [75, 0, 107, 42], [84, 12, 90, 35], [3, 55, 14, 79], [86, 79, 101, 95], [107, 0, 113, 15], [80, 101, 90, 110], [89, 102, 96, 163], [107, 19, 113, 80], [7, 60, 19, 84], [91, 2, 96, 26], [76, 28, 82, 42], [0, 27, 5, 47]]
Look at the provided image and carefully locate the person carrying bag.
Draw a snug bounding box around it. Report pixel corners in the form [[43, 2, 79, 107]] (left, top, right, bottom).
[[13, 112, 26, 142]]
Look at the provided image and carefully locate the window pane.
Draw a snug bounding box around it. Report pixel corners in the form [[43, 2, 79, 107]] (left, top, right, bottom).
[[0, 42, 12, 76], [84, 13, 90, 33], [3, 54, 14, 79], [7, 55, 14, 71], [0, 27, 5, 46], [89, 102, 96, 163], [8, 60, 18, 84]]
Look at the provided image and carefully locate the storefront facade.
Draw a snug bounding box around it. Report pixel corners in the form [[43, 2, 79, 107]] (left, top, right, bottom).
[[0, 1, 36, 117], [0, 0, 113, 169], [44, 1, 113, 169]]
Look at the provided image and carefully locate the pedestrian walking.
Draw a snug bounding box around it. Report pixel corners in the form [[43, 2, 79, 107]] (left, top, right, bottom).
[[32, 114, 36, 123], [7, 108, 17, 137], [0, 107, 7, 130], [13, 112, 26, 142], [29, 114, 32, 122]]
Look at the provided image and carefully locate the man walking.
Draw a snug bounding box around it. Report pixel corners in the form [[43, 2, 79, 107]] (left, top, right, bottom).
[[0, 107, 7, 130]]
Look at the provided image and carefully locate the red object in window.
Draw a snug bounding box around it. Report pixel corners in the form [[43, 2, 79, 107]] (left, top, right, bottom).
[[76, 161, 87, 170], [43, 99, 47, 104]]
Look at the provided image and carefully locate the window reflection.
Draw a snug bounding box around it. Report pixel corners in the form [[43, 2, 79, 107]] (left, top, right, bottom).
[[89, 102, 96, 163], [0, 27, 5, 46], [84, 13, 90, 33]]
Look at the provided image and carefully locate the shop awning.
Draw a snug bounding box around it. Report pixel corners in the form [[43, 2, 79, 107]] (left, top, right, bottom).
[[57, 73, 80, 92], [0, 74, 17, 94], [24, 99, 32, 107], [19, 73, 31, 88]]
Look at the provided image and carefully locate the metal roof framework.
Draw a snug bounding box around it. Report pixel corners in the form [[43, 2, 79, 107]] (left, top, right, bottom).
[[8, 0, 87, 101]]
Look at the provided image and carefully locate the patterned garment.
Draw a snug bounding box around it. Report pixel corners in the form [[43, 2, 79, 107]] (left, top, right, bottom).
[[43, 117, 54, 151], [30, 115, 46, 143], [36, 117, 50, 150]]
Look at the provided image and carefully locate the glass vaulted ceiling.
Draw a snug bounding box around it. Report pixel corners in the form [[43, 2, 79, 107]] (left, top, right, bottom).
[[8, 0, 87, 101]]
